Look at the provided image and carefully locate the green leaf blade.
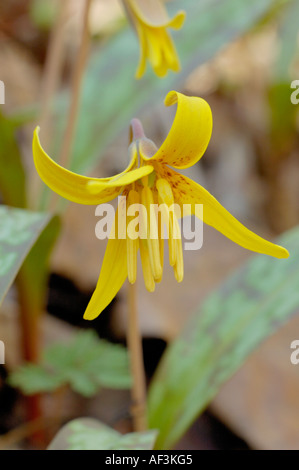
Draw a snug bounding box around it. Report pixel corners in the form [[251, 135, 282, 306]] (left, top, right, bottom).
[[0, 206, 53, 306], [47, 418, 158, 451], [148, 226, 299, 449], [9, 330, 132, 397]]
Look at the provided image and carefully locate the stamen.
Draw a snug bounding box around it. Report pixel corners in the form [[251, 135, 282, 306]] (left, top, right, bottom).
[[141, 185, 162, 282], [156, 178, 176, 267], [147, 170, 157, 188], [139, 239, 155, 292], [126, 190, 140, 284], [173, 229, 184, 283], [156, 178, 173, 206], [154, 190, 164, 283]]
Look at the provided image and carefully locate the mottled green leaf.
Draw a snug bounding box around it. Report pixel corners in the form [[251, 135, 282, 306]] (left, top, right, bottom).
[[0, 206, 53, 306], [16, 215, 61, 319], [9, 330, 132, 397], [148, 226, 299, 449], [47, 418, 158, 451], [8, 363, 63, 394]]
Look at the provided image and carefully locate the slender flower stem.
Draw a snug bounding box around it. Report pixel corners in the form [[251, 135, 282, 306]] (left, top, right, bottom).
[[16, 273, 44, 445], [49, 0, 92, 212], [31, 0, 70, 210], [39, 0, 70, 141], [127, 282, 148, 432]]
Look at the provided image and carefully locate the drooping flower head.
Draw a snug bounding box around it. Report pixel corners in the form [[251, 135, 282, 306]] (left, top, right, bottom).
[[122, 0, 185, 78], [32, 91, 289, 320]]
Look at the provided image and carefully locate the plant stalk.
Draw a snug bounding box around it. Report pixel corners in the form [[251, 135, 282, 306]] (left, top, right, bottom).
[[32, 0, 70, 210], [127, 282, 148, 432], [48, 0, 92, 211], [39, 0, 70, 141]]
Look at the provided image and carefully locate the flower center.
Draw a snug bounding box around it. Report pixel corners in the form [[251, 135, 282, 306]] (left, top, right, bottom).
[[125, 174, 184, 292]]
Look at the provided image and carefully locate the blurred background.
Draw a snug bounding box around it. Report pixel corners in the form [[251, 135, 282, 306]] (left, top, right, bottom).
[[0, 0, 299, 450]]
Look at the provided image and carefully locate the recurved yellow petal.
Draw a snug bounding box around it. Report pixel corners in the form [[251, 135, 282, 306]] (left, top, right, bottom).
[[87, 165, 154, 193], [33, 127, 153, 205], [139, 91, 213, 169], [84, 209, 128, 320], [158, 165, 289, 259]]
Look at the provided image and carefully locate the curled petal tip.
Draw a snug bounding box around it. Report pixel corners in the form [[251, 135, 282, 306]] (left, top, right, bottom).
[[86, 181, 102, 194], [164, 90, 179, 106], [268, 244, 290, 259], [277, 246, 290, 259], [170, 10, 186, 30], [83, 310, 98, 321], [145, 91, 212, 168]]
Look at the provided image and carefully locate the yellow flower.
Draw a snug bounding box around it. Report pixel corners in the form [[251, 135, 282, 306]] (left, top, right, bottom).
[[32, 91, 289, 320], [122, 0, 185, 78]]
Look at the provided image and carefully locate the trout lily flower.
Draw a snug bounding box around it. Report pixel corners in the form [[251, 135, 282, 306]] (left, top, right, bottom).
[[122, 0, 185, 78], [32, 91, 289, 320]]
